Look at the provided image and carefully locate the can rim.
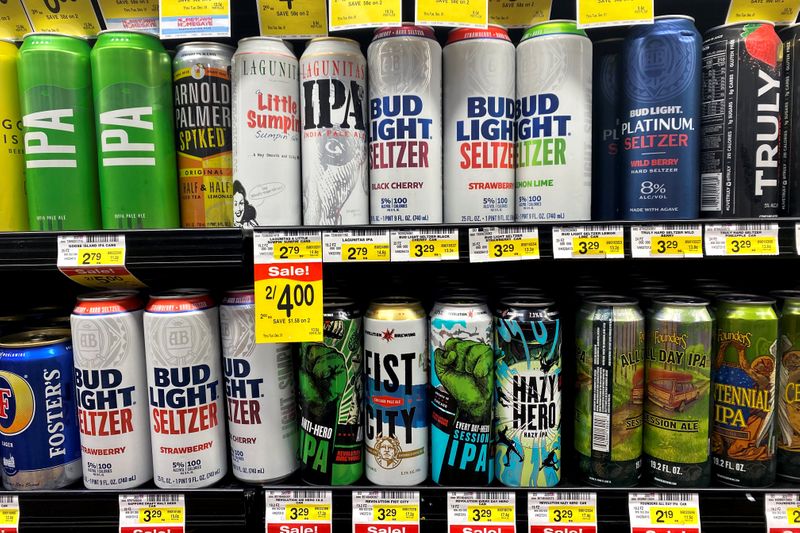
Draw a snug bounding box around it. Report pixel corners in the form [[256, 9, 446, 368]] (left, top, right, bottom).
[[307, 36, 360, 46], [654, 14, 696, 22], [594, 37, 625, 43], [149, 288, 210, 300], [369, 296, 422, 306], [224, 286, 254, 295], [651, 295, 710, 307], [435, 295, 488, 306], [0, 315, 25, 322], [528, 18, 578, 26], [76, 290, 141, 302], [584, 294, 639, 306], [176, 41, 236, 52], [22, 32, 87, 40], [0, 328, 70, 348], [769, 289, 800, 302], [324, 295, 357, 307], [498, 295, 556, 308], [716, 293, 776, 306], [707, 20, 775, 33], [237, 36, 288, 45], [96, 29, 161, 38]]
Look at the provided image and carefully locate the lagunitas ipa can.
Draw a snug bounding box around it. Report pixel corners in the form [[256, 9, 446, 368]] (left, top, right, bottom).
[[174, 42, 234, 228], [575, 295, 644, 487], [368, 25, 442, 224], [0, 40, 27, 231], [776, 291, 800, 480], [92, 30, 179, 229], [71, 291, 152, 489], [592, 38, 622, 221], [644, 296, 713, 487], [232, 37, 301, 227], [220, 288, 298, 483], [443, 26, 515, 223], [430, 296, 494, 486], [701, 22, 783, 218], [780, 26, 800, 216], [143, 289, 227, 489], [712, 294, 777, 487], [18, 33, 101, 231], [364, 297, 428, 486], [621, 16, 702, 220], [494, 297, 562, 488], [300, 37, 369, 225], [516, 20, 592, 222]]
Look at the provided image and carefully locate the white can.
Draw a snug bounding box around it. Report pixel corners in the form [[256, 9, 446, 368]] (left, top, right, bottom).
[[443, 26, 516, 223], [71, 291, 152, 489], [515, 20, 592, 222], [232, 37, 301, 227], [143, 289, 227, 489], [368, 25, 442, 224], [220, 288, 298, 484], [300, 37, 369, 225]]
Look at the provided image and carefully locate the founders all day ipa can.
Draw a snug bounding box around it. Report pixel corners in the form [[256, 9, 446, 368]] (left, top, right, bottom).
[[776, 292, 800, 480], [0, 40, 27, 231]]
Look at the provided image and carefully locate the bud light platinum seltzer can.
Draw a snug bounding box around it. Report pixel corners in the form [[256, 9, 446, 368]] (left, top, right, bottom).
[[71, 291, 153, 489], [143, 289, 227, 489], [232, 37, 301, 227], [592, 38, 622, 221], [364, 297, 428, 485], [300, 37, 369, 225], [220, 288, 299, 483], [368, 24, 442, 224], [443, 26, 515, 223], [516, 20, 592, 222]]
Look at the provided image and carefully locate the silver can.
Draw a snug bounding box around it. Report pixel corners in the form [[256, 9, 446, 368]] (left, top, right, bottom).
[[444, 26, 515, 223], [300, 37, 369, 225], [368, 24, 442, 224], [232, 37, 301, 227]]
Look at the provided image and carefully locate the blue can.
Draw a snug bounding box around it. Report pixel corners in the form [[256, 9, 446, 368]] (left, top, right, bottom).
[[592, 38, 623, 220], [0, 329, 82, 490], [620, 16, 701, 220]]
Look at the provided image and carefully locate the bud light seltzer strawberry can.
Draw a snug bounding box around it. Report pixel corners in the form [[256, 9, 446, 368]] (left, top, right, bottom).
[[143, 289, 227, 489], [71, 290, 152, 489], [443, 26, 515, 223], [516, 20, 592, 222], [368, 25, 442, 224], [300, 37, 369, 225], [232, 37, 301, 227]]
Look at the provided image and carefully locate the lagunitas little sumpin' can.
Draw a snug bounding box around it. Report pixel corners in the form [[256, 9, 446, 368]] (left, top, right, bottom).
[[0, 40, 27, 231], [368, 24, 442, 224]]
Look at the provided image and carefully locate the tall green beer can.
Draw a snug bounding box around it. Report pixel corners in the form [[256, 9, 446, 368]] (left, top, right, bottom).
[[18, 33, 101, 230], [775, 291, 800, 481], [91, 31, 179, 229]]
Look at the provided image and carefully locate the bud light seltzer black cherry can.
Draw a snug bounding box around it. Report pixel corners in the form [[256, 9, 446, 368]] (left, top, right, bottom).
[[780, 25, 800, 216], [701, 22, 783, 218]]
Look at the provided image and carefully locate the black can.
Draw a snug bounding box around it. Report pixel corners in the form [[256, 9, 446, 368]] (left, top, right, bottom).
[[592, 38, 623, 221], [781, 25, 800, 216]]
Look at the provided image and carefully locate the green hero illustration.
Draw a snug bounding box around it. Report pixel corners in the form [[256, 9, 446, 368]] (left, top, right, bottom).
[[434, 338, 494, 423], [299, 343, 347, 419]]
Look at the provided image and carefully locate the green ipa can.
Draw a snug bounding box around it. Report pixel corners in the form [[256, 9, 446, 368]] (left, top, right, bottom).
[[644, 296, 713, 487], [712, 294, 778, 487], [776, 291, 800, 480], [575, 295, 644, 487], [18, 33, 101, 230], [91, 31, 179, 229], [298, 296, 364, 485]]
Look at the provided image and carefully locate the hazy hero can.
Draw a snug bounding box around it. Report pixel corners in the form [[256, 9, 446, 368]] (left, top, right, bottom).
[[0, 40, 28, 231]]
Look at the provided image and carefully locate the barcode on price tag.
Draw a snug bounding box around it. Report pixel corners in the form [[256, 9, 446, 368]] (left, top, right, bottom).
[[353, 491, 420, 533], [391, 228, 459, 262], [119, 494, 185, 533], [528, 492, 597, 533], [628, 493, 699, 533], [468, 226, 540, 262], [448, 492, 516, 533], [323, 229, 391, 262], [704, 223, 779, 256], [630, 224, 703, 258], [765, 493, 800, 533], [266, 490, 332, 533], [552, 225, 625, 259], [0, 495, 19, 533], [57, 234, 146, 289]]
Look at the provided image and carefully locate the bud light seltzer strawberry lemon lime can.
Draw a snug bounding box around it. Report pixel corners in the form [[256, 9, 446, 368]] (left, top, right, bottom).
[[0, 40, 28, 231], [143, 289, 227, 489], [71, 291, 152, 489], [443, 26, 515, 223], [232, 37, 301, 227], [300, 37, 369, 225], [516, 20, 592, 222], [18, 33, 101, 231], [368, 24, 442, 224], [91, 30, 179, 229]]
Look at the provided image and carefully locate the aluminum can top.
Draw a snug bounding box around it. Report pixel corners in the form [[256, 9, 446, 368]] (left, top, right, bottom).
[[498, 295, 556, 309], [94, 30, 165, 52], [20, 32, 90, 52], [651, 295, 709, 307], [446, 25, 511, 45], [717, 293, 776, 306], [583, 294, 639, 307], [303, 36, 362, 56], [653, 14, 696, 22], [372, 23, 436, 41], [74, 290, 143, 314], [146, 289, 214, 313], [0, 328, 70, 349], [706, 20, 775, 33], [22, 32, 87, 41], [366, 296, 425, 320], [770, 289, 800, 303], [520, 19, 587, 42], [236, 36, 295, 55], [176, 41, 236, 54], [222, 287, 255, 305], [433, 295, 488, 307]]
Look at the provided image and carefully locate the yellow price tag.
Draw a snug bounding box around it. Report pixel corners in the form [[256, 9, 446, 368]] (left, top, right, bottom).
[[23, 0, 101, 36], [649, 507, 698, 526], [489, 0, 550, 28], [415, 0, 487, 28], [254, 276, 323, 343], [725, 236, 778, 255], [0, 509, 18, 525], [76, 248, 125, 266], [468, 505, 514, 523], [285, 504, 331, 521], [727, 0, 800, 24], [341, 243, 390, 262], [274, 242, 322, 260], [650, 236, 702, 256], [138, 507, 184, 524], [787, 507, 800, 524], [329, 0, 401, 30], [487, 239, 540, 259], [548, 506, 596, 524], [161, 0, 228, 17], [409, 239, 459, 259], [577, 0, 653, 27], [257, 0, 326, 38], [572, 236, 623, 257], [373, 504, 419, 522], [0, 0, 32, 40]]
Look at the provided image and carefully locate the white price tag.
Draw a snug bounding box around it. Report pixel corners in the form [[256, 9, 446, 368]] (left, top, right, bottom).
[[119, 494, 185, 533], [0, 496, 20, 533], [322, 229, 391, 263], [766, 493, 800, 533], [630, 224, 703, 258], [57, 234, 146, 289], [552, 225, 625, 259], [390, 228, 459, 262], [447, 492, 516, 533], [704, 223, 779, 256], [353, 491, 420, 533], [468, 226, 540, 262], [628, 493, 700, 533], [528, 492, 596, 533], [265, 490, 332, 533]]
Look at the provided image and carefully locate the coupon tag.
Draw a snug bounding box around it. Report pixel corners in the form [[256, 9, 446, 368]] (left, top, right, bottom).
[[329, 0, 401, 30], [577, 0, 653, 28], [0, 496, 19, 533], [766, 493, 800, 533], [323, 229, 391, 263], [57, 234, 146, 289], [415, 0, 488, 28], [552, 225, 625, 259], [97, 0, 159, 33], [391, 228, 459, 262], [726, 0, 800, 25], [119, 494, 185, 533], [23, 0, 101, 36], [448, 492, 516, 533], [489, 0, 550, 28], [265, 490, 332, 533], [468, 226, 540, 262], [0, 1, 32, 41], [353, 491, 420, 533], [630, 224, 703, 259], [704, 223, 779, 256], [257, 0, 327, 38], [628, 493, 700, 533], [528, 492, 597, 533], [159, 0, 230, 39]]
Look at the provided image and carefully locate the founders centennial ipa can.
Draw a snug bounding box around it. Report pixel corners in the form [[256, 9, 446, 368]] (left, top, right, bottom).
[[0, 40, 27, 231], [776, 292, 800, 480]]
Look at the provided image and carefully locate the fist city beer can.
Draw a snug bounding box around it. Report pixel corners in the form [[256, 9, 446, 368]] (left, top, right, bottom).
[[443, 26, 515, 223], [516, 20, 592, 222], [300, 37, 369, 225], [0, 40, 28, 231], [174, 42, 234, 228], [774, 291, 800, 480], [364, 297, 428, 485], [220, 288, 299, 483], [71, 291, 152, 489], [143, 289, 227, 489], [368, 25, 442, 224], [232, 37, 301, 227], [592, 38, 622, 221], [0, 329, 82, 490], [780, 26, 800, 216]]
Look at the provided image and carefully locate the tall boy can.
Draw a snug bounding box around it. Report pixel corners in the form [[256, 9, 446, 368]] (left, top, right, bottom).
[[592, 38, 622, 221], [776, 291, 800, 480], [780, 26, 800, 216], [0, 40, 28, 231]]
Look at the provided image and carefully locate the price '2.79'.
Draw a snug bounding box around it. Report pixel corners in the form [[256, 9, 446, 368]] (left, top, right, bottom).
[[265, 283, 315, 317]]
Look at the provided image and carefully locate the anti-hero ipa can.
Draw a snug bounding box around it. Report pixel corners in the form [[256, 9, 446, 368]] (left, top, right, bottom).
[[368, 25, 442, 224], [592, 38, 622, 221], [300, 37, 369, 225], [780, 26, 800, 216], [776, 291, 800, 480], [0, 40, 27, 231], [364, 297, 428, 486]]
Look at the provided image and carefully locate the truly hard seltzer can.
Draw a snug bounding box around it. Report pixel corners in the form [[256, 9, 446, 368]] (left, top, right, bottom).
[[494, 297, 562, 488], [0, 40, 28, 231], [780, 26, 800, 216], [300, 37, 369, 225], [516, 20, 592, 222], [0, 329, 82, 490], [701, 22, 783, 218], [644, 296, 713, 487], [776, 291, 800, 480], [368, 24, 442, 224], [575, 295, 644, 487], [621, 16, 702, 220], [298, 296, 363, 485], [143, 289, 227, 489], [592, 38, 622, 221], [174, 42, 234, 228], [232, 37, 301, 227], [364, 297, 428, 485], [443, 26, 515, 223], [712, 294, 778, 487], [430, 296, 494, 486]]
